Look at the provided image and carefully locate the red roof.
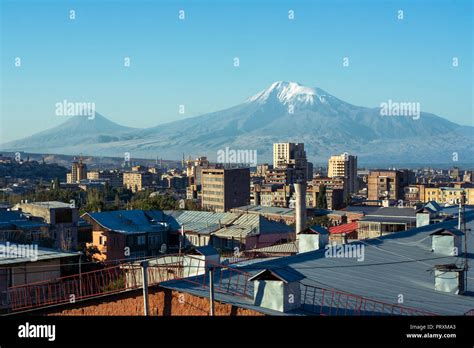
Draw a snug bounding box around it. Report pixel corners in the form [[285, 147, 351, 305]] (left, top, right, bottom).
[[329, 221, 358, 235]]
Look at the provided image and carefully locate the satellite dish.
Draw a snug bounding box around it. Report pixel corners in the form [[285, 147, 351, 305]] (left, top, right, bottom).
[[160, 243, 167, 254]]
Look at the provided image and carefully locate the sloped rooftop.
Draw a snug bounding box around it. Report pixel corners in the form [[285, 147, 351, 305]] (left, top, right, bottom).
[[162, 209, 474, 315]]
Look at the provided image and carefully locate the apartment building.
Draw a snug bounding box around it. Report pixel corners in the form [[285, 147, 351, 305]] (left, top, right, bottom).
[[201, 167, 250, 212], [123, 171, 153, 192], [424, 187, 474, 205], [87, 170, 123, 188], [67, 158, 87, 184], [328, 153, 358, 194], [306, 184, 344, 210], [14, 201, 79, 251], [273, 143, 308, 182], [367, 169, 412, 201]]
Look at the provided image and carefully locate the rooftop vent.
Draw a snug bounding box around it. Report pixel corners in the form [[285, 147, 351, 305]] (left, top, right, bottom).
[[434, 264, 465, 294], [297, 225, 329, 253], [249, 268, 305, 313], [430, 228, 463, 256]]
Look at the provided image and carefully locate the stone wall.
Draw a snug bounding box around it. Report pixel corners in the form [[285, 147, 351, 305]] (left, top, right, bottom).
[[46, 286, 263, 316]]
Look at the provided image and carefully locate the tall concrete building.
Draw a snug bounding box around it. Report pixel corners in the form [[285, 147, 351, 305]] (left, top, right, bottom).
[[123, 171, 153, 192], [328, 153, 358, 194], [367, 169, 412, 201], [67, 158, 87, 183], [87, 170, 123, 188], [273, 143, 308, 183], [201, 167, 250, 212]]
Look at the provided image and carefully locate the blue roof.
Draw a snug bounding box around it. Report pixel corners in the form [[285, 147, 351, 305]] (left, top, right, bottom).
[[162, 210, 474, 315], [84, 210, 168, 234], [429, 227, 464, 237], [308, 225, 329, 235], [192, 245, 219, 256], [0, 210, 47, 230], [249, 268, 305, 283], [424, 201, 443, 213]]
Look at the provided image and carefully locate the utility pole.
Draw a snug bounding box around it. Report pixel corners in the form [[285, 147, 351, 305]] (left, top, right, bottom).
[[179, 224, 184, 257], [460, 190, 469, 292], [141, 261, 150, 316], [79, 253, 82, 297], [208, 266, 215, 316]]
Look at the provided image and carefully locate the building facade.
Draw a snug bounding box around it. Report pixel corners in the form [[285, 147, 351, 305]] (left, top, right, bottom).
[[328, 153, 358, 194], [367, 169, 412, 201], [201, 168, 250, 212]]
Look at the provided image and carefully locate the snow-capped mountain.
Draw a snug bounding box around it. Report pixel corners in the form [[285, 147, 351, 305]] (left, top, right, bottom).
[[2, 81, 473, 165], [247, 81, 330, 107]]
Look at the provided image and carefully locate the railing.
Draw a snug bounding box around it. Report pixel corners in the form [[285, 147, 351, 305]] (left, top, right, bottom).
[[301, 283, 437, 316], [4, 254, 186, 312], [177, 258, 253, 298], [6, 266, 131, 312], [3, 254, 441, 316]]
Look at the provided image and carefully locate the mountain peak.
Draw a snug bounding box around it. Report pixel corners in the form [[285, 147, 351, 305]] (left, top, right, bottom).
[[247, 81, 326, 106]]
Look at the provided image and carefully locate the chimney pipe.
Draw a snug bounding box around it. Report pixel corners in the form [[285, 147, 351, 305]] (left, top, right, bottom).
[[254, 191, 261, 206], [295, 182, 307, 239]]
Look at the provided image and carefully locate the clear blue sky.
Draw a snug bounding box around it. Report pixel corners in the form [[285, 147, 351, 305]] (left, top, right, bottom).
[[1, 0, 472, 143]]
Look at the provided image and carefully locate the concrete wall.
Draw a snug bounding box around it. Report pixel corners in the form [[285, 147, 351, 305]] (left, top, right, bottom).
[[45, 287, 263, 316], [11, 259, 61, 287]]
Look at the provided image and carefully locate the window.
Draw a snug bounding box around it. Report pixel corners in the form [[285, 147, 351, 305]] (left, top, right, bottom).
[[99, 236, 105, 245], [137, 235, 146, 245]]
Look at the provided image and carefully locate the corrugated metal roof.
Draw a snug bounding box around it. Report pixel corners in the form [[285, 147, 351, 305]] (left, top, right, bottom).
[[248, 242, 298, 254], [213, 214, 293, 238], [359, 216, 415, 224], [162, 211, 474, 315], [161, 210, 239, 234], [0, 244, 78, 265], [190, 245, 219, 256], [85, 210, 167, 234], [329, 221, 358, 235], [232, 205, 294, 216]]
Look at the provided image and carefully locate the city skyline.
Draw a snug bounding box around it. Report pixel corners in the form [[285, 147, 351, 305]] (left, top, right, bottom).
[[1, 0, 472, 144]]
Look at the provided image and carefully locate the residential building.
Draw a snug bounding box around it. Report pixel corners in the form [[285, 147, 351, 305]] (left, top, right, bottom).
[[328, 153, 358, 194], [0, 246, 79, 309], [67, 158, 87, 184], [0, 210, 49, 244], [424, 187, 474, 205], [185, 156, 211, 200], [82, 210, 170, 262], [273, 143, 308, 182], [14, 201, 79, 251], [201, 167, 250, 212], [210, 214, 294, 251], [306, 184, 344, 210], [367, 169, 412, 201], [123, 171, 154, 192], [87, 170, 123, 188]]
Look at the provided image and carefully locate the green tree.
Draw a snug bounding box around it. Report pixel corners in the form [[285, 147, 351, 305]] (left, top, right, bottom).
[[316, 184, 328, 209]]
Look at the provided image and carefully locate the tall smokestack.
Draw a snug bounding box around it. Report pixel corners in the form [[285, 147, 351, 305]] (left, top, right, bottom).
[[295, 182, 307, 239]]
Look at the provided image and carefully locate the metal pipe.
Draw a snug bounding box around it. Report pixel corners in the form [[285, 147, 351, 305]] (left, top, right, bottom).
[[209, 266, 215, 316], [295, 182, 307, 238], [141, 260, 149, 316]]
